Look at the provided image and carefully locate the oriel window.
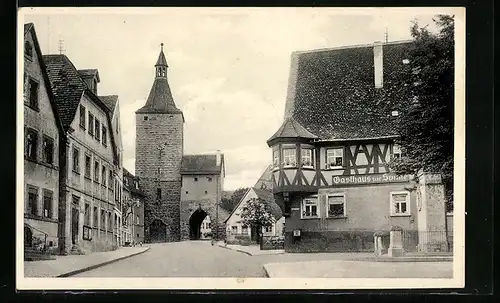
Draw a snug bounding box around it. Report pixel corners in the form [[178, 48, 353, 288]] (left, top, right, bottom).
[[282, 148, 296, 167], [301, 148, 314, 168]]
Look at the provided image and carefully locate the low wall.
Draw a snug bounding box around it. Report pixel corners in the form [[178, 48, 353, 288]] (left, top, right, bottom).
[[284, 230, 375, 253]]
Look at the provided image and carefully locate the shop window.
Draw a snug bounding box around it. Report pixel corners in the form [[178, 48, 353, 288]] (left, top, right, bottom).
[[301, 148, 314, 168], [390, 191, 410, 216], [282, 148, 296, 167], [301, 196, 318, 218], [327, 194, 346, 218], [326, 147, 344, 169]]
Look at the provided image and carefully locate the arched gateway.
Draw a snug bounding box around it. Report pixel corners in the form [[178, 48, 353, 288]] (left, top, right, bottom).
[[189, 209, 207, 240], [149, 219, 167, 243]]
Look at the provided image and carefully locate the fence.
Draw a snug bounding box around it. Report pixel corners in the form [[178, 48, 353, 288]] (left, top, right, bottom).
[[260, 235, 285, 250], [402, 230, 453, 253]]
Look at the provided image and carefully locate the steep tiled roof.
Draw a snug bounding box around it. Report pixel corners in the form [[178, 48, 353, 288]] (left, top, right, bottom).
[[155, 49, 168, 67], [279, 41, 413, 141], [180, 154, 224, 175], [78, 69, 100, 82], [254, 165, 274, 192], [99, 95, 118, 113], [42, 54, 88, 131], [267, 116, 318, 144]]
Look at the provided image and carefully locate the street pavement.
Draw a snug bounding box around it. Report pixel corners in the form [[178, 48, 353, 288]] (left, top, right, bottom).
[[73, 241, 453, 278]]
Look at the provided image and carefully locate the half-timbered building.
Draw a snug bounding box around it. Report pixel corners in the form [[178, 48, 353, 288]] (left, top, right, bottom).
[[267, 41, 451, 253]]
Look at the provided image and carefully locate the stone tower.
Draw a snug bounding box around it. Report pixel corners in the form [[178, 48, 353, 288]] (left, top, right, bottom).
[[135, 43, 184, 243]]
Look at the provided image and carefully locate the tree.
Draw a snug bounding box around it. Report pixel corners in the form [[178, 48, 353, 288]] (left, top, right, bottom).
[[220, 187, 250, 212], [239, 197, 275, 243], [389, 15, 454, 212]]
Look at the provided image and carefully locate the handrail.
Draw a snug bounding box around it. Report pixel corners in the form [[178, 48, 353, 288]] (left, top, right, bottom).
[[24, 222, 48, 237]]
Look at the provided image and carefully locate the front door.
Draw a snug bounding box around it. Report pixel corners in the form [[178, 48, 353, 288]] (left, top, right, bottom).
[[71, 207, 79, 245]]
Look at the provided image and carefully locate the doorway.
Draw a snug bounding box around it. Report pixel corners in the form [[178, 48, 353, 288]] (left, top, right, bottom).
[[149, 219, 167, 243], [189, 209, 207, 240], [71, 207, 79, 245]]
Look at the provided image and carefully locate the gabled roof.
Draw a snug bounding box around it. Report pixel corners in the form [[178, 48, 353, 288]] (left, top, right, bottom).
[[276, 40, 413, 142], [267, 116, 318, 145], [180, 154, 224, 175], [224, 187, 282, 223], [99, 95, 118, 113], [78, 69, 100, 82], [42, 54, 119, 164], [23, 23, 65, 136]]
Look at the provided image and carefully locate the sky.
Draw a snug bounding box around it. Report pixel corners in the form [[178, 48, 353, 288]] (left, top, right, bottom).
[[21, 7, 456, 190]]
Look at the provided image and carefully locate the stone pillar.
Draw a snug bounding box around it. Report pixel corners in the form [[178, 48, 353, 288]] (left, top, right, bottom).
[[388, 229, 404, 257], [374, 236, 379, 255], [416, 170, 447, 252]]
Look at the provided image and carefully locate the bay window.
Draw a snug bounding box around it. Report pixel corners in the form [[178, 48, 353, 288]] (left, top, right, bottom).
[[272, 146, 280, 168], [301, 148, 314, 168]]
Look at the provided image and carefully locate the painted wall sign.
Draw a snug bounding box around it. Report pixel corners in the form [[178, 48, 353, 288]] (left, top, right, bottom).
[[332, 173, 412, 185]]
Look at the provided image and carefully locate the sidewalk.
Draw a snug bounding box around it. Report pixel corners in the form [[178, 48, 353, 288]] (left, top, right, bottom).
[[263, 259, 453, 278], [24, 246, 150, 278], [218, 242, 284, 256]]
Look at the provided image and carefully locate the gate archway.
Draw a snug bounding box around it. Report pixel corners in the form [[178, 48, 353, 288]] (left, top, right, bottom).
[[189, 209, 208, 240], [149, 219, 167, 243]]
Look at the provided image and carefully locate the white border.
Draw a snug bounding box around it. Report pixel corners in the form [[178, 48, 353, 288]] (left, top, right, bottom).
[[17, 6, 466, 290]]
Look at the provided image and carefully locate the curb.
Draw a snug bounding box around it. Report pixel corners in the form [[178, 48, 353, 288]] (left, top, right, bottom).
[[218, 244, 253, 256], [57, 247, 150, 277], [262, 265, 271, 278]]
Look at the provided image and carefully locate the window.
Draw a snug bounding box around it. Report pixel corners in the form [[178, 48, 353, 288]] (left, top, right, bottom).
[[72, 147, 80, 173], [79, 105, 86, 129], [301, 148, 314, 168], [109, 170, 113, 189], [242, 225, 248, 234], [93, 206, 98, 227], [326, 147, 344, 168], [301, 196, 318, 218], [390, 191, 410, 216], [94, 161, 100, 182], [27, 185, 38, 216], [102, 126, 107, 147], [25, 129, 37, 161], [272, 146, 280, 168], [42, 136, 54, 164], [157, 188, 161, 200], [205, 191, 208, 195], [88, 113, 94, 136], [282, 148, 296, 167], [95, 119, 101, 142], [24, 78, 39, 109], [25, 41, 33, 59], [108, 212, 112, 230], [135, 181, 139, 189], [101, 165, 106, 186], [42, 189, 53, 218], [194, 177, 198, 182], [327, 194, 346, 218], [185, 191, 189, 194], [84, 154, 91, 178], [101, 209, 106, 229], [264, 226, 272, 233], [143, 116, 148, 121], [207, 177, 212, 182], [392, 144, 402, 160], [136, 215, 140, 225], [72, 195, 80, 206], [231, 226, 237, 234], [84, 203, 90, 226]]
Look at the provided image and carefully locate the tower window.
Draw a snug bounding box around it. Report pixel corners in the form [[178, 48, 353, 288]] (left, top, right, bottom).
[[194, 177, 198, 182], [144, 116, 148, 121]]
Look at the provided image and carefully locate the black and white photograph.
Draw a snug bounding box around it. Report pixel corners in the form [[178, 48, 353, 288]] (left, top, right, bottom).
[[17, 7, 465, 290]]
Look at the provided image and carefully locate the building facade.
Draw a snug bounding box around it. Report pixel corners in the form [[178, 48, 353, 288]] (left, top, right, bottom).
[[122, 168, 145, 245], [23, 23, 64, 253], [267, 41, 451, 253], [43, 54, 122, 254], [135, 44, 228, 243]]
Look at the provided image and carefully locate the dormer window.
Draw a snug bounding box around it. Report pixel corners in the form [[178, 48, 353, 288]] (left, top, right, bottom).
[[282, 148, 296, 167], [326, 147, 344, 169], [25, 41, 33, 60]]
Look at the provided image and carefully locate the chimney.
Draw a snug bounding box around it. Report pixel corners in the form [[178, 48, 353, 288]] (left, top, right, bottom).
[[216, 150, 222, 166], [373, 41, 384, 88]]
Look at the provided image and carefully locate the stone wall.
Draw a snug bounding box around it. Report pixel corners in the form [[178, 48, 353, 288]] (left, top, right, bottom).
[[284, 230, 375, 253]]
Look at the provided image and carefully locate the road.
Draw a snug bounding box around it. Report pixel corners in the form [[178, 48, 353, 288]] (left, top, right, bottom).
[[74, 241, 267, 277]]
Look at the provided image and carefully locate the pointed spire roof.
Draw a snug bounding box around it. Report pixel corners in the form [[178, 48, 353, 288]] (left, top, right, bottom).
[[136, 43, 183, 116], [267, 116, 318, 145]]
